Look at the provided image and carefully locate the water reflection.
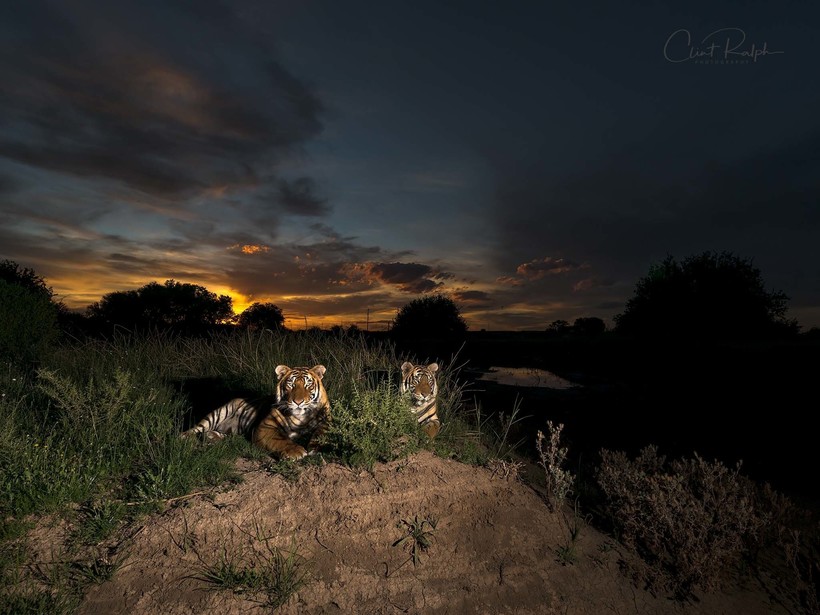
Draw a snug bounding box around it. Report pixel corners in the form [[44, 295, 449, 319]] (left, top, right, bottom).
[[477, 366, 581, 390]]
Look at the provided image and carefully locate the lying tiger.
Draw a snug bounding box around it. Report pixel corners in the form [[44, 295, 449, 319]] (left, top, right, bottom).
[[181, 364, 330, 460], [400, 361, 441, 438]]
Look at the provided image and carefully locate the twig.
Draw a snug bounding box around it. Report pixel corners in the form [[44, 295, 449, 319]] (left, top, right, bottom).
[[120, 491, 210, 507]]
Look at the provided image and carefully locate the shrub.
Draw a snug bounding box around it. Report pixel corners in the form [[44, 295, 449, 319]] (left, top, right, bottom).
[[320, 380, 423, 469], [597, 445, 765, 596], [535, 421, 575, 511], [0, 280, 59, 365], [615, 251, 797, 339], [391, 294, 467, 340]]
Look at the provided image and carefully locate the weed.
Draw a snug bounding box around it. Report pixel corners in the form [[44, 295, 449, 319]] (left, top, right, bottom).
[[597, 445, 765, 596], [195, 530, 310, 609], [73, 500, 126, 545], [393, 515, 438, 567], [535, 421, 575, 511], [555, 500, 586, 566], [69, 552, 122, 585], [490, 395, 529, 458], [487, 458, 524, 480], [320, 379, 423, 469], [263, 458, 302, 483]]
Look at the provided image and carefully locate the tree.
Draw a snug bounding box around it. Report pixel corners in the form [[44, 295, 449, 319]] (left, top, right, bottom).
[[237, 302, 286, 330], [391, 294, 468, 339], [615, 252, 797, 339], [573, 317, 606, 336], [0, 279, 59, 364], [87, 280, 233, 331], [0, 261, 62, 362], [546, 319, 571, 335], [0, 259, 54, 302]]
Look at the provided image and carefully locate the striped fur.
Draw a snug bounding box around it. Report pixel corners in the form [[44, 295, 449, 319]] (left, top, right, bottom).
[[400, 362, 440, 438], [181, 365, 330, 459]]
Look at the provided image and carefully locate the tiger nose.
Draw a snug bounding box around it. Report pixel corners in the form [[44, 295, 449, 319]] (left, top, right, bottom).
[[292, 383, 309, 404], [416, 380, 431, 396]]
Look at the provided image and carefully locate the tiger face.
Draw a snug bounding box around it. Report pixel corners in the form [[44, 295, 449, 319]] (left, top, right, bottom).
[[252, 364, 331, 459], [276, 364, 327, 419], [401, 362, 440, 438]]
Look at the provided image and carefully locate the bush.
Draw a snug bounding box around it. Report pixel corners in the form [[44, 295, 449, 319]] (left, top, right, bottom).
[[597, 445, 765, 596], [236, 302, 286, 330], [391, 294, 467, 340], [615, 251, 797, 340], [320, 380, 423, 469], [0, 280, 59, 365]]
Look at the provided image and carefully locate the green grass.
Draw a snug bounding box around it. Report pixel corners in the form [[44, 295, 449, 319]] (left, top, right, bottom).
[[195, 530, 310, 609], [320, 379, 424, 469], [0, 328, 502, 611]]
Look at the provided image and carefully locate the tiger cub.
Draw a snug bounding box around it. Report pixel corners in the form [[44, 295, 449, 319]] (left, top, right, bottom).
[[181, 365, 330, 460], [400, 362, 440, 438]]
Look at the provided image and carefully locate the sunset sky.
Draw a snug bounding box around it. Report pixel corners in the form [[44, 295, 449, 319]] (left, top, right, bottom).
[[1, 1, 818, 330]]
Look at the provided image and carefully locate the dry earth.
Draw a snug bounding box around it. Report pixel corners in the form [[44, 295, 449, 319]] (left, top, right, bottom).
[[25, 451, 796, 614]]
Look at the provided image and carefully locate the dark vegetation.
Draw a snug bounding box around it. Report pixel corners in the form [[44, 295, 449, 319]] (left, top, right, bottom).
[[1, 254, 818, 611], [87, 279, 234, 334]]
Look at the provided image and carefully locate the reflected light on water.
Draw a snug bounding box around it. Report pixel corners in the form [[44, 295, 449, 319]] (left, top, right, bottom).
[[477, 366, 581, 390]]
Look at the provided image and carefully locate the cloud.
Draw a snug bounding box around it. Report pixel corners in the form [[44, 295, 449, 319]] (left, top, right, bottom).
[[572, 277, 615, 292], [451, 289, 492, 305], [343, 262, 447, 294], [276, 177, 330, 216], [0, 1, 323, 198], [516, 257, 586, 280], [497, 257, 586, 286], [0, 172, 20, 195], [488, 132, 820, 326]]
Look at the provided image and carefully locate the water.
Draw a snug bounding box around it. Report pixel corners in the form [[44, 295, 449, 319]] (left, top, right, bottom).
[[476, 366, 581, 390]]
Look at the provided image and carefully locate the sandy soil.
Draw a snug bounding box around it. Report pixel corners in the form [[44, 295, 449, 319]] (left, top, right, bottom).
[[26, 451, 795, 614]]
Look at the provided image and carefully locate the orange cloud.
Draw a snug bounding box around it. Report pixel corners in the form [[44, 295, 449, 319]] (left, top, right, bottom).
[[228, 244, 271, 255], [516, 257, 585, 280]]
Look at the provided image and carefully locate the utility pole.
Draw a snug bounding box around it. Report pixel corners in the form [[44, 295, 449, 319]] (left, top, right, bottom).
[[366, 308, 370, 332], [304, 314, 308, 330]]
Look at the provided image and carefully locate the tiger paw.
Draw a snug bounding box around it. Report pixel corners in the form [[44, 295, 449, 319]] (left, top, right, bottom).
[[279, 445, 308, 460]]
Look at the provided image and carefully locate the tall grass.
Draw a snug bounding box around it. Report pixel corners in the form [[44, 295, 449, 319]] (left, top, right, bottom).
[[0, 327, 510, 609], [0, 329, 484, 518]]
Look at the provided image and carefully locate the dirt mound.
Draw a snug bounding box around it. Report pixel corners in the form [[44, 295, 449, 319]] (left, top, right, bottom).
[[63, 452, 785, 614]]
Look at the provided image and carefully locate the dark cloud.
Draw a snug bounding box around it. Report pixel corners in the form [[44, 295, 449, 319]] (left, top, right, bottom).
[[369, 263, 433, 285], [0, 172, 20, 195], [490, 132, 820, 323], [515, 257, 586, 280], [572, 277, 615, 292], [0, 1, 323, 197], [451, 289, 491, 304], [348, 262, 447, 293], [276, 177, 330, 217]]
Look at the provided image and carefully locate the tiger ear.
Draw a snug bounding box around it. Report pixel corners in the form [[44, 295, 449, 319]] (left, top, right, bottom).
[[401, 361, 414, 376], [311, 365, 327, 379], [427, 363, 439, 373], [275, 365, 290, 379]]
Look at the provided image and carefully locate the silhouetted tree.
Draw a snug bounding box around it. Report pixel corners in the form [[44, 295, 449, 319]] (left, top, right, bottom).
[[87, 280, 233, 332], [391, 294, 468, 339], [546, 319, 570, 335], [0, 261, 60, 363], [573, 317, 606, 336], [237, 302, 286, 330], [0, 259, 54, 302], [615, 252, 797, 340]]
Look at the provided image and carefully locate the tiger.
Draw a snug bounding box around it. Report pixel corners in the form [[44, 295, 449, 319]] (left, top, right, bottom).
[[400, 361, 441, 438], [181, 365, 330, 460]]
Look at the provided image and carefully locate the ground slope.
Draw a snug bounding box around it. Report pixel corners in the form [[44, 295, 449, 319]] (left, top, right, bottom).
[[68, 451, 787, 614]]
